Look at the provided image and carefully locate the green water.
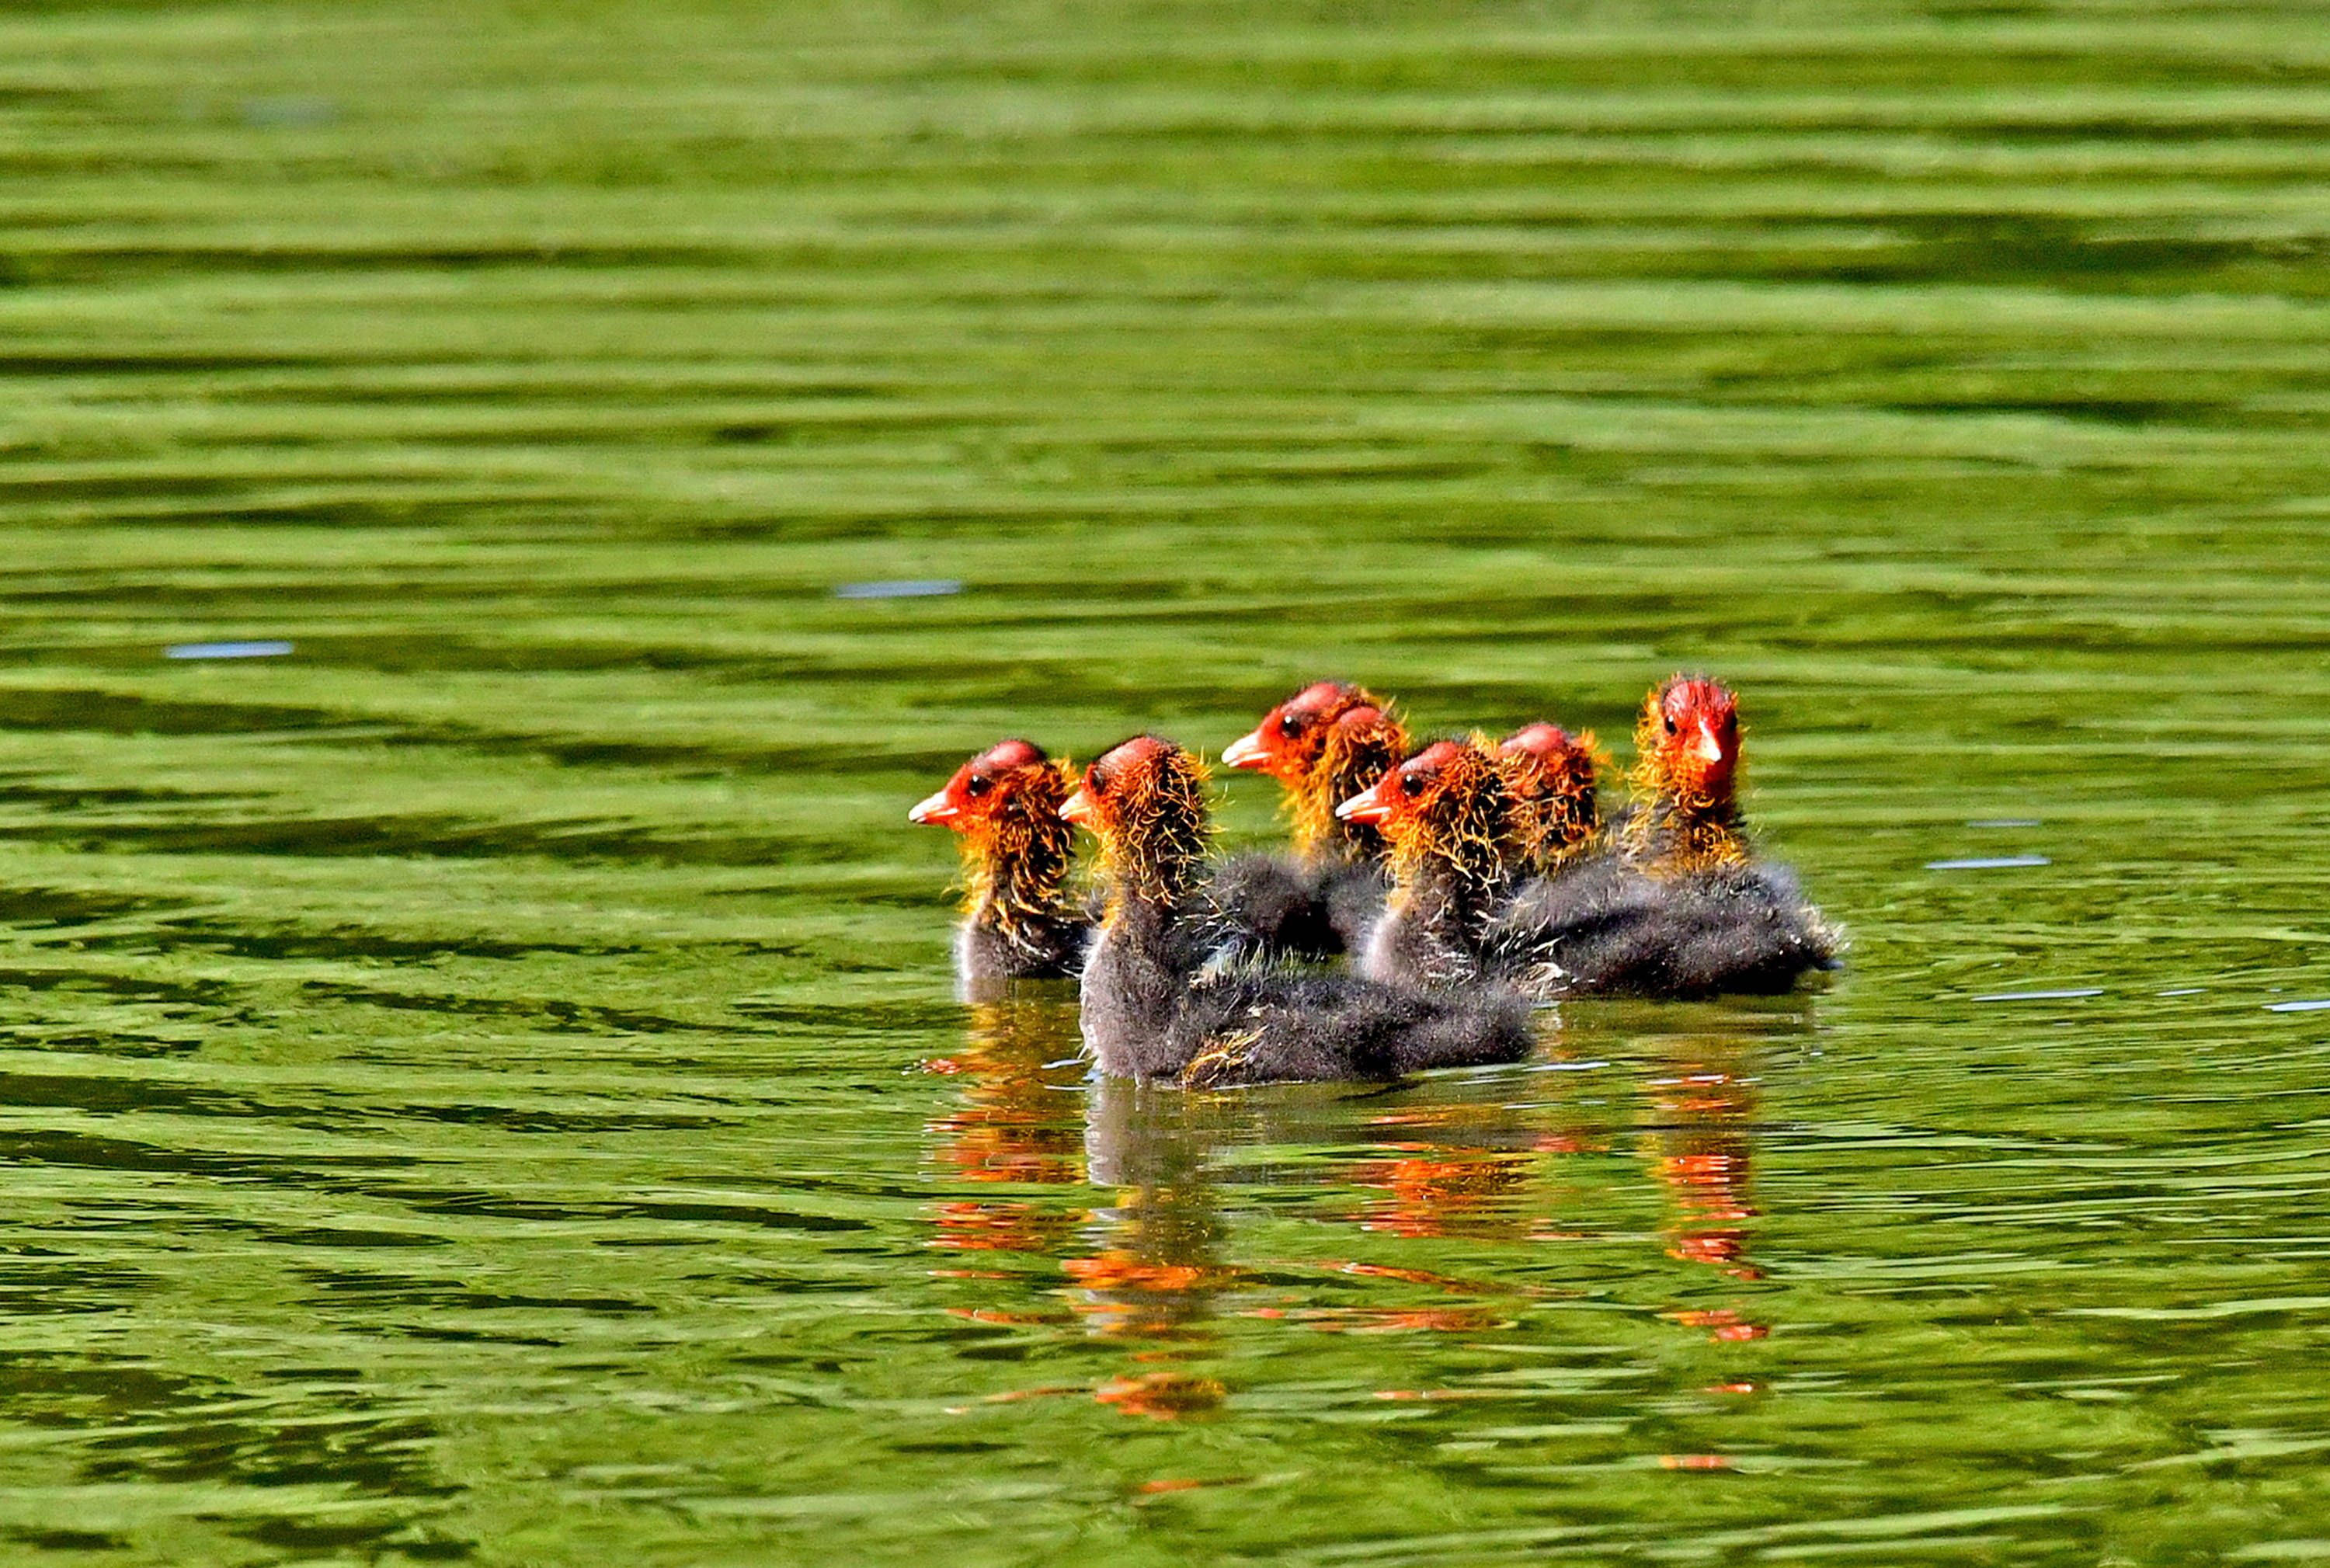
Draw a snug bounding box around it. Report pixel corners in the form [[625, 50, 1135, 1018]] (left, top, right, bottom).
[[5, 0, 2330, 1560]]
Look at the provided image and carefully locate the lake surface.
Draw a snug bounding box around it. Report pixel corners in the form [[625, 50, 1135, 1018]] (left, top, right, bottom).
[[4, 0, 2330, 1561]]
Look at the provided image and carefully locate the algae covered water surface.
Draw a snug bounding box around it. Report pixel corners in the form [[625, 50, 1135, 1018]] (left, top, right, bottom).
[[4, 0, 2330, 1561]]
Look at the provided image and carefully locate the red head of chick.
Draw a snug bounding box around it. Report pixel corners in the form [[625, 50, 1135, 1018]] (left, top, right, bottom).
[[1302, 703, 1409, 861], [1061, 735, 1213, 909], [1626, 676, 1747, 872], [1337, 739, 1521, 913], [1496, 722, 1605, 873], [910, 739, 1083, 972], [1221, 682, 1402, 859], [1221, 681, 1379, 781], [911, 739, 1059, 831]]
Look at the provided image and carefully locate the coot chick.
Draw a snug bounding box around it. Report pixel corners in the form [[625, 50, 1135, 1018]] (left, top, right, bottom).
[[1062, 736, 1532, 1087], [1489, 677, 1840, 997], [1620, 675, 1747, 872], [1495, 722, 1605, 874], [1215, 682, 1404, 960], [1338, 739, 1528, 992], [910, 739, 1089, 999]]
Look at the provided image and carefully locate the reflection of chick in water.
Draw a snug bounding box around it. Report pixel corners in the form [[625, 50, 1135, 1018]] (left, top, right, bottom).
[[1082, 1080, 1565, 1351], [1076, 1080, 1240, 1340], [925, 1000, 1088, 1260], [1345, 1101, 1545, 1242], [1074, 1080, 1239, 1417], [1640, 1037, 1770, 1343]]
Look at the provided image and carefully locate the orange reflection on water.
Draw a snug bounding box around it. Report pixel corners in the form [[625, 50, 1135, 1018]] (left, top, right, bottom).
[[923, 1003, 1087, 1187], [944, 1305, 1063, 1327], [1247, 1303, 1504, 1333], [925, 1003, 1090, 1260], [1668, 1306, 1768, 1342], [1643, 1050, 1773, 1344], [930, 1198, 1081, 1257], [1644, 1063, 1762, 1282], [1062, 1254, 1229, 1296], [1348, 1146, 1539, 1239], [1333, 1259, 1500, 1291], [1094, 1370, 1228, 1420], [1660, 1453, 1737, 1471], [1063, 1196, 1240, 1341], [1343, 1102, 1563, 1240]]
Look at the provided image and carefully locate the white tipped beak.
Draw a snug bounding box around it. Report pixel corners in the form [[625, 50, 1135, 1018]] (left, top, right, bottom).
[[908, 789, 958, 826], [1220, 730, 1271, 770], [1691, 720, 1726, 766], [1337, 784, 1392, 825]]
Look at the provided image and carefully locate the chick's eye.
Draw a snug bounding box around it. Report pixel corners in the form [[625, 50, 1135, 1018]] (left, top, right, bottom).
[[1400, 775, 1424, 798], [965, 777, 991, 798], [1663, 716, 1678, 735], [1278, 715, 1302, 736]]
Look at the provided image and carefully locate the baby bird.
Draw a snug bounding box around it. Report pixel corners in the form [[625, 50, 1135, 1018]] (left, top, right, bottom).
[[1495, 722, 1605, 875], [1490, 677, 1840, 997], [1214, 682, 1406, 959], [1622, 676, 1746, 873], [909, 739, 1090, 1000], [1220, 680, 1390, 859], [1338, 739, 1526, 992], [1063, 736, 1532, 1088]]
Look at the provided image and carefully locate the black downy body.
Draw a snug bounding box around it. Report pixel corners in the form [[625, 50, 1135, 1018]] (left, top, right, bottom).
[[1213, 689, 1403, 963], [1069, 736, 1533, 1087], [1348, 710, 1837, 1002], [911, 739, 1092, 1001]]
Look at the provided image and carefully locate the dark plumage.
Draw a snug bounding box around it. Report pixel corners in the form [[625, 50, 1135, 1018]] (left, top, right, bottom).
[[1487, 854, 1834, 998], [1062, 735, 1533, 1087], [1340, 739, 1528, 992], [910, 739, 1090, 1000], [1203, 854, 1346, 962], [1496, 677, 1838, 997], [1342, 685, 1838, 1000], [1174, 970, 1535, 1089], [1216, 684, 1404, 961]]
